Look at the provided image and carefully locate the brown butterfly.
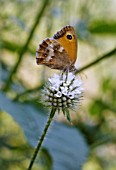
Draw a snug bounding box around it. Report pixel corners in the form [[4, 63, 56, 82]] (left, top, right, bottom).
[[36, 25, 77, 71]]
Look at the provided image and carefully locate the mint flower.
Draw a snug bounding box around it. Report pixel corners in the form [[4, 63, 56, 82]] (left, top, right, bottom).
[[27, 71, 84, 170], [41, 71, 83, 122]]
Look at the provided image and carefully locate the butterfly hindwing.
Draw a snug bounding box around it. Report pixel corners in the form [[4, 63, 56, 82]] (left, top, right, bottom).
[[36, 38, 71, 70]]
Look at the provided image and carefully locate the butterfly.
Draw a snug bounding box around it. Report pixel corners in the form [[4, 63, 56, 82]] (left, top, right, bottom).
[[36, 25, 77, 71]]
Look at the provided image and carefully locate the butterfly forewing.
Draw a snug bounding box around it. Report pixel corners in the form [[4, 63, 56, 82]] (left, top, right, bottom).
[[53, 25, 77, 64]]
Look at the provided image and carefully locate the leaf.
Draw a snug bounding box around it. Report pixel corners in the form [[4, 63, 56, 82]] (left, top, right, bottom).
[[89, 100, 105, 115], [89, 21, 116, 34], [63, 108, 72, 123], [89, 99, 116, 116], [0, 92, 88, 170]]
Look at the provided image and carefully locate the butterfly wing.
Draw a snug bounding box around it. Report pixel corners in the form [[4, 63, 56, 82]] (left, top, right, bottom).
[[36, 38, 71, 70], [53, 25, 77, 64]]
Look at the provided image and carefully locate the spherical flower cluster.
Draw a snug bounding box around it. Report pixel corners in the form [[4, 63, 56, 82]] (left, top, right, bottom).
[[41, 71, 83, 122]]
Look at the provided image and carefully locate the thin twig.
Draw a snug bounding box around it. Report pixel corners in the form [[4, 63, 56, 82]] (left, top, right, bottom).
[[76, 47, 116, 74], [3, 0, 50, 91], [13, 83, 44, 101]]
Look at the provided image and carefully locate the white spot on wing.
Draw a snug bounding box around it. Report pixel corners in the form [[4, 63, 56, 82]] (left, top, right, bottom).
[[49, 44, 54, 48], [45, 43, 55, 61], [58, 46, 64, 52], [46, 55, 53, 61], [47, 44, 54, 52], [45, 46, 54, 61]]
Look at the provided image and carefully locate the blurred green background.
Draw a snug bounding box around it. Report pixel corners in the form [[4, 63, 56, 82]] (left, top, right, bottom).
[[0, 0, 116, 170]]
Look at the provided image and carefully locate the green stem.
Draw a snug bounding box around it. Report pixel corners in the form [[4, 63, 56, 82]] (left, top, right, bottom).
[[3, 0, 50, 91], [27, 107, 56, 170], [76, 47, 116, 74], [13, 83, 44, 101]]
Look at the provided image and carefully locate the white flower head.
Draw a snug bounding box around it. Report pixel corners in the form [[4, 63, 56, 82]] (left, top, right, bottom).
[[41, 70, 83, 122]]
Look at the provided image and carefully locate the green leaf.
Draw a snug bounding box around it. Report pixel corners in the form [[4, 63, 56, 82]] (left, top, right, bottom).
[[89, 99, 106, 115], [63, 108, 72, 123], [0, 92, 88, 170], [89, 99, 116, 116], [89, 21, 116, 34]]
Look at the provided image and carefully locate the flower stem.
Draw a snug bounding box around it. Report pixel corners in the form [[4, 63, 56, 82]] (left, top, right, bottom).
[[27, 107, 57, 170]]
